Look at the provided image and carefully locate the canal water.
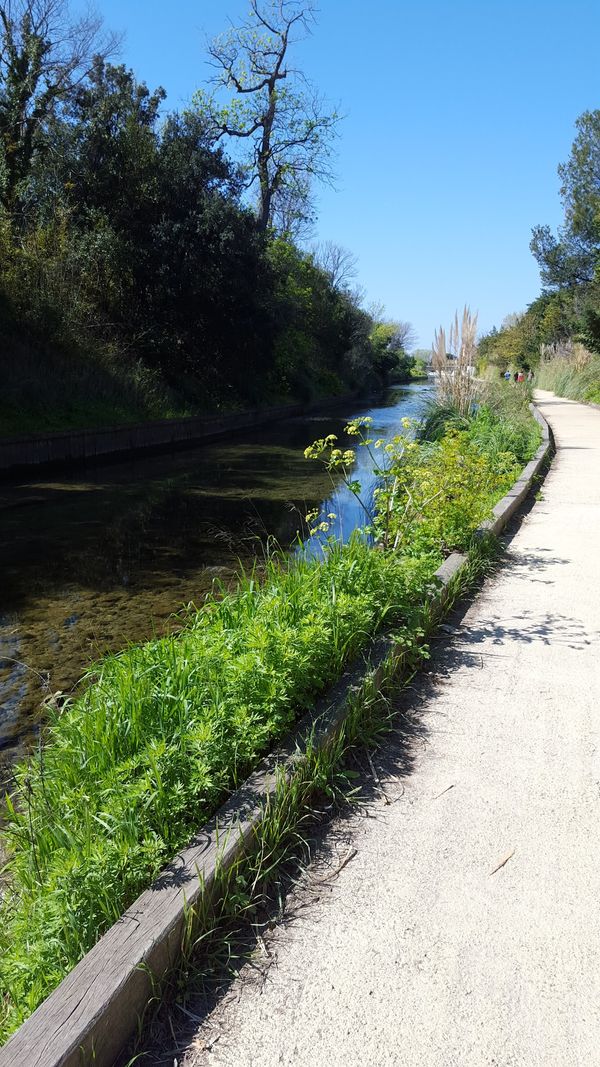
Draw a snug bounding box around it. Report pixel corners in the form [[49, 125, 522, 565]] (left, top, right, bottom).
[[0, 382, 430, 775]]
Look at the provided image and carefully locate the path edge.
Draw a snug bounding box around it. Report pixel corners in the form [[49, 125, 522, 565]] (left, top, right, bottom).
[[0, 406, 552, 1067]]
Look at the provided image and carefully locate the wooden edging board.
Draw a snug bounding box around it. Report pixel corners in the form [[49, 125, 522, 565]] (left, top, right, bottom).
[[0, 406, 552, 1067]]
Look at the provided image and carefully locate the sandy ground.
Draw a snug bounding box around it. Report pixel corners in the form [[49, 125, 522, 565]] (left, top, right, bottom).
[[168, 393, 600, 1067]]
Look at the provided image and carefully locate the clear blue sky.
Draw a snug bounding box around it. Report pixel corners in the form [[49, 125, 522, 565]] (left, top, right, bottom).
[[97, 0, 599, 349]]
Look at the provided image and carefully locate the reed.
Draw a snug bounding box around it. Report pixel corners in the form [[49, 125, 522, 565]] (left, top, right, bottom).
[[431, 306, 480, 416]]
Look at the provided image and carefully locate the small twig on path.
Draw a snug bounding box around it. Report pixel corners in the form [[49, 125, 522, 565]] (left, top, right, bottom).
[[366, 750, 391, 805], [312, 847, 357, 886], [489, 848, 515, 876], [257, 933, 271, 958], [433, 783, 455, 800]]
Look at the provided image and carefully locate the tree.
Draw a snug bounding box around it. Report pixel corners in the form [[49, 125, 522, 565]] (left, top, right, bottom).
[[531, 110, 600, 289], [39, 59, 165, 227], [559, 110, 600, 248], [0, 0, 118, 217], [369, 319, 416, 381], [194, 0, 339, 231], [530, 223, 596, 289], [313, 240, 358, 291]]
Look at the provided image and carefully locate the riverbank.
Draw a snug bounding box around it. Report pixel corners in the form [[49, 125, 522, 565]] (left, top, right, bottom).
[[168, 389, 599, 1067], [0, 384, 541, 1047], [0, 386, 428, 771], [0, 393, 367, 476]]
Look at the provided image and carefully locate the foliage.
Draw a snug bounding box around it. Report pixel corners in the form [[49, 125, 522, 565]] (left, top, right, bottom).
[[0, 0, 118, 218], [0, 11, 405, 435], [368, 320, 416, 381], [0, 537, 432, 1038], [531, 110, 600, 290], [535, 348, 600, 404], [411, 355, 428, 376], [265, 237, 380, 400], [482, 107, 600, 383], [419, 382, 541, 466]]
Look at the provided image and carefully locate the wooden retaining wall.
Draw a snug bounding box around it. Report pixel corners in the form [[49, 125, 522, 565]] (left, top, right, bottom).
[[0, 407, 551, 1066]]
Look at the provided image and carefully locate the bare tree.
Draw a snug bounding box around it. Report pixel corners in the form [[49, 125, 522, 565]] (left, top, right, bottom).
[[392, 320, 417, 351], [0, 0, 119, 213], [313, 240, 358, 290], [195, 0, 339, 232]]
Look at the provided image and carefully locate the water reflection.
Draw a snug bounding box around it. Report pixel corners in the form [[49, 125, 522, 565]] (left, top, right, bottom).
[[0, 383, 430, 771]]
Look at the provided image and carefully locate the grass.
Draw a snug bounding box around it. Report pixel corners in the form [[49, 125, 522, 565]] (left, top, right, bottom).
[[535, 353, 600, 405], [0, 385, 542, 1042], [0, 329, 195, 437], [420, 381, 541, 466]]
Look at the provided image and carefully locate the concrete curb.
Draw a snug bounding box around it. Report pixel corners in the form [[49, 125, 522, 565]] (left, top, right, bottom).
[[0, 406, 552, 1067]]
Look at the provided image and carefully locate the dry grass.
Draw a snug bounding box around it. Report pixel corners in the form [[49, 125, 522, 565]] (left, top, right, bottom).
[[431, 306, 479, 415]]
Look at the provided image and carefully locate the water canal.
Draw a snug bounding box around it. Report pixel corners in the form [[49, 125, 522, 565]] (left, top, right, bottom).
[[0, 382, 431, 777]]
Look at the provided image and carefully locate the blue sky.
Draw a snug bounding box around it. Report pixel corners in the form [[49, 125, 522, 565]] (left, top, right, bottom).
[[97, 0, 599, 349]]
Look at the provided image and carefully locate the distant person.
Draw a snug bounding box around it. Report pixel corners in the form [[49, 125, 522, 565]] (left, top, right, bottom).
[[527, 369, 534, 383], [513, 371, 519, 383], [504, 370, 511, 382]]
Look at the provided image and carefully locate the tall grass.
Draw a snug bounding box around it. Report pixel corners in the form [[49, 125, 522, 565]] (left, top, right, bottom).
[[0, 328, 193, 437], [0, 541, 434, 1037], [535, 347, 600, 405], [420, 382, 541, 468]]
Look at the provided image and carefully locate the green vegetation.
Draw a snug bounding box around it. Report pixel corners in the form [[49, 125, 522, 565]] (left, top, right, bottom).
[[127, 540, 497, 1061], [477, 108, 600, 404], [0, 382, 540, 1041], [0, 1, 414, 437], [534, 347, 600, 405]]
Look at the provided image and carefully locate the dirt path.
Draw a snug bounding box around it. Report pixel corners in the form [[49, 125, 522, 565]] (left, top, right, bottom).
[[174, 393, 600, 1067]]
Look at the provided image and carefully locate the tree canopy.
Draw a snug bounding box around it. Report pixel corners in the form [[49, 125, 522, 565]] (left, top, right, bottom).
[[0, 2, 413, 434]]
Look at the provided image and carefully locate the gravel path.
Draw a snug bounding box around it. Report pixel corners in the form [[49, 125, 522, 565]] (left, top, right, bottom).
[[179, 393, 600, 1067]]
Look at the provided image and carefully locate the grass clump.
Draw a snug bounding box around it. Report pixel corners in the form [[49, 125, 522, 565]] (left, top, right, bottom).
[[0, 387, 541, 1041], [420, 382, 541, 469]]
